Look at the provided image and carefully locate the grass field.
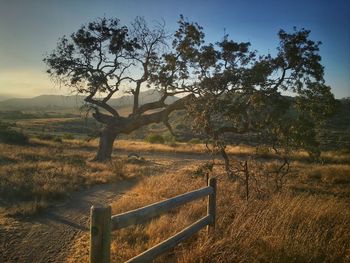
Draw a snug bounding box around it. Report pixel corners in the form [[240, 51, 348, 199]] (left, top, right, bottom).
[[65, 145, 350, 262], [0, 138, 158, 216], [1, 136, 349, 262]]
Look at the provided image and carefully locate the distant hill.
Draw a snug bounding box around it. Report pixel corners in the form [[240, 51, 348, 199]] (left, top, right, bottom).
[[0, 95, 85, 110], [0, 94, 16, 102], [111, 89, 179, 107], [0, 90, 179, 110]]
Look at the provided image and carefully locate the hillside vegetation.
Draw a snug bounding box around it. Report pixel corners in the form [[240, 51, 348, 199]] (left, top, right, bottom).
[[0, 97, 349, 150], [0, 90, 178, 111]]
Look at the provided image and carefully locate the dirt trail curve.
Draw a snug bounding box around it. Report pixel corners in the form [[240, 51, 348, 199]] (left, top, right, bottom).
[[1, 180, 138, 263], [0, 152, 211, 263]]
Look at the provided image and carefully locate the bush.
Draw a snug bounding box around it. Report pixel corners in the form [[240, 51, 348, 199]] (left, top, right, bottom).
[[145, 134, 165, 144], [36, 133, 55, 140], [53, 136, 63, 143], [0, 122, 29, 145], [162, 131, 176, 143], [255, 145, 271, 157], [188, 138, 201, 144], [63, 133, 75, 140], [36, 133, 62, 142]]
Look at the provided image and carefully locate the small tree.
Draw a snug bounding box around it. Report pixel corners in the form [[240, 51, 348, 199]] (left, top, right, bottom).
[[162, 19, 337, 176]]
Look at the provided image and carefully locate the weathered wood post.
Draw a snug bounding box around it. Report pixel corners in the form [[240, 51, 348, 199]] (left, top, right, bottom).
[[207, 177, 217, 235], [90, 205, 111, 263]]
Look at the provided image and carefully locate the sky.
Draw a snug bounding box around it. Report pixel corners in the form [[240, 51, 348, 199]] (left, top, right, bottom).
[[0, 0, 349, 99]]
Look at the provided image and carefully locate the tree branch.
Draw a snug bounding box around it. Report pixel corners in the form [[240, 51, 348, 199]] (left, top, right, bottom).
[[85, 96, 120, 117], [108, 94, 195, 133]]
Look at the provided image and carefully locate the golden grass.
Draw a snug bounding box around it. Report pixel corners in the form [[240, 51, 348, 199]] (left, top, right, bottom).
[[66, 138, 257, 155], [68, 138, 350, 165], [288, 163, 350, 198], [68, 156, 350, 262], [0, 139, 162, 216], [16, 117, 77, 125], [2, 137, 349, 260]]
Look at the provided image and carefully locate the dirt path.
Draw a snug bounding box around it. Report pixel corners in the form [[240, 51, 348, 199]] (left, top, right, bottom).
[[0, 152, 210, 263], [1, 179, 138, 263]]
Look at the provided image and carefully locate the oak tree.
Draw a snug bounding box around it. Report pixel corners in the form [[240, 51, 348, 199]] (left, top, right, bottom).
[[45, 16, 336, 164], [44, 17, 195, 160]]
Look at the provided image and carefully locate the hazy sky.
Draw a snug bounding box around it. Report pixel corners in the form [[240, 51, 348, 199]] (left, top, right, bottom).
[[0, 0, 349, 98]]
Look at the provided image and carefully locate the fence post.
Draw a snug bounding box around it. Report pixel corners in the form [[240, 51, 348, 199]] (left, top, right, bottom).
[[207, 177, 217, 235], [90, 205, 111, 263]]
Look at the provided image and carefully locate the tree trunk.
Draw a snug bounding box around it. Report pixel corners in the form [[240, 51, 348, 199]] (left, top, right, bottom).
[[94, 127, 117, 161]]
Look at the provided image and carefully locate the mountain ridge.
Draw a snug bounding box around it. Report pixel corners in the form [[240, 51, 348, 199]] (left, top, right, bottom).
[[0, 90, 179, 110]]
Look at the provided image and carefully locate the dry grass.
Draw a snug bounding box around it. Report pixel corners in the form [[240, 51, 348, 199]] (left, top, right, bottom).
[[69, 138, 257, 156], [289, 163, 350, 198], [68, 152, 350, 263], [69, 138, 350, 165], [0, 139, 160, 216], [2, 137, 349, 261]]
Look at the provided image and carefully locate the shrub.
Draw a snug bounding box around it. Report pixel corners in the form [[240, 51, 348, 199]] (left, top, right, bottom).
[[255, 145, 271, 157], [36, 133, 62, 142], [188, 138, 201, 144], [162, 131, 177, 143], [53, 136, 63, 143], [0, 122, 28, 145], [36, 133, 55, 140], [63, 133, 75, 140], [145, 134, 165, 144]]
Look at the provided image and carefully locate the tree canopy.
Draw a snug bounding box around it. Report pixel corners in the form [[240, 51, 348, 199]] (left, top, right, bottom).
[[44, 16, 336, 161]]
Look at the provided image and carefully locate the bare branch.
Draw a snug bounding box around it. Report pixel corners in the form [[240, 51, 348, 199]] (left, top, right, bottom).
[[85, 95, 120, 117]]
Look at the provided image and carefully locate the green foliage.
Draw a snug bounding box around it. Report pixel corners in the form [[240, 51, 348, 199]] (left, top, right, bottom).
[[170, 21, 338, 161], [145, 134, 165, 144], [0, 122, 29, 145], [296, 83, 338, 121]]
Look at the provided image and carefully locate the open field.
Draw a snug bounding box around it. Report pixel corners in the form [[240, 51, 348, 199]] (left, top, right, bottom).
[[0, 138, 154, 217], [1, 137, 349, 262], [66, 146, 350, 262]]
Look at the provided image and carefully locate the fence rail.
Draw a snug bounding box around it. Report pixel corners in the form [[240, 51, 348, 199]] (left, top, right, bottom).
[[90, 177, 217, 263]]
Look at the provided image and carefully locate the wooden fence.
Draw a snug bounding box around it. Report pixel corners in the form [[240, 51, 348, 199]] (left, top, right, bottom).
[[90, 177, 217, 263]]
